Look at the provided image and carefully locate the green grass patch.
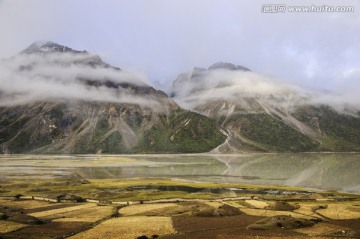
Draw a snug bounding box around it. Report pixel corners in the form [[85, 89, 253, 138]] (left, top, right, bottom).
[[225, 113, 319, 152]]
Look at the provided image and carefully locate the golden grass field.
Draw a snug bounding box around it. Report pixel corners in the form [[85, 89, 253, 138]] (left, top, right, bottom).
[[119, 203, 178, 216], [29, 203, 97, 219], [316, 202, 360, 219], [203, 201, 223, 208], [0, 220, 28, 233], [293, 202, 328, 219], [69, 216, 175, 239], [244, 199, 269, 209], [55, 205, 114, 222]]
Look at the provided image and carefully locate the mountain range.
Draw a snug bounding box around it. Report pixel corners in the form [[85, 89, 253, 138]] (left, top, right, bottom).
[[0, 42, 359, 154], [0, 42, 225, 154]]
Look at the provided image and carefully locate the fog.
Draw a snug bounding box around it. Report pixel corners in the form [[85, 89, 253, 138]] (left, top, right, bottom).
[[0, 52, 166, 109], [172, 68, 360, 113]]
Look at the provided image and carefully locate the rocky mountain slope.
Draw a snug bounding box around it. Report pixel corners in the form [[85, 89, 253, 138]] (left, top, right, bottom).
[[0, 42, 225, 154], [171, 62, 360, 152]]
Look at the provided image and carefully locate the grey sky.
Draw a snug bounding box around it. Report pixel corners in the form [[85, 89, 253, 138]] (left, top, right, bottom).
[[0, 0, 359, 94]]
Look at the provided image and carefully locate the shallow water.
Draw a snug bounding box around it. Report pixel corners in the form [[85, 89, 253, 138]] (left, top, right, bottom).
[[0, 153, 359, 194]]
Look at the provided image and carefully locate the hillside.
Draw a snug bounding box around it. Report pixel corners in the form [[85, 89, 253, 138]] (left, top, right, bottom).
[[171, 62, 360, 152]]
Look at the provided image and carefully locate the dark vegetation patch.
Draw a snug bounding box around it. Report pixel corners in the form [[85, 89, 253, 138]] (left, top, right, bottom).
[[128, 185, 264, 197], [225, 113, 319, 152], [328, 219, 360, 238], [294, 105, 360, 151], [137, 110, 226, 153], [8, 214, 44, 225], [248, 215, 316, 230], [0, 205, 45, 226]]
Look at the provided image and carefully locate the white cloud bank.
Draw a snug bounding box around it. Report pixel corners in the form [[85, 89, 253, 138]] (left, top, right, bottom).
[[0, 51, 168, 110], [172, 68, 360, 113]]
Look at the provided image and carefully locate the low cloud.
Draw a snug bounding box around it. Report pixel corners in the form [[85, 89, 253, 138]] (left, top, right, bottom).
[[0, 52, 169, 111], [172, 68, 360, 113]]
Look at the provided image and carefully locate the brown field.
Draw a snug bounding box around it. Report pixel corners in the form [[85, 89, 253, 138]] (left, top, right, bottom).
[[163, 214, 313, 239], [163, 214, 349, 239], [8, 221, 91, 239], [0, 221, 27, 233], [69, 216, 175, 239]]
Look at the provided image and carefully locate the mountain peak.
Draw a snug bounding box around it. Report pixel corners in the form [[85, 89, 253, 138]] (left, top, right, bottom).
[[19, 41, 116, 69], [208, 62, 251, 71], [21, 41, 85, 54]]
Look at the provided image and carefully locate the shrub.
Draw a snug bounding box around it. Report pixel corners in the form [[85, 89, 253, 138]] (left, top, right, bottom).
[[0, 213, 9, 220], [137, 236, 148, 239], [14, 194, 22, 199]]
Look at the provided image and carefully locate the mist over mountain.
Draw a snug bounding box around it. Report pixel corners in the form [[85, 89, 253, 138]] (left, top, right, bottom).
[[0, 42, 225, 154], [171, 62, 359, 113], [0, 41, 171, 109], [171, 63, 360, 152]]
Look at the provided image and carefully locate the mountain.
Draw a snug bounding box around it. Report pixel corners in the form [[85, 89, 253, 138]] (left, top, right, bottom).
[[0, 42, 225, 154], [171, 62, 360, 153]]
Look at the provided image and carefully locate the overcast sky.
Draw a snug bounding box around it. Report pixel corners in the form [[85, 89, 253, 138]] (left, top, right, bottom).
[[0, 0, 359, 94]]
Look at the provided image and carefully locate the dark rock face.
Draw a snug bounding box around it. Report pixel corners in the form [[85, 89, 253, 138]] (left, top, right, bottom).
[[208, 62, 251, 71], [21, 41, 83, 54], [20, 41, 116, 69]]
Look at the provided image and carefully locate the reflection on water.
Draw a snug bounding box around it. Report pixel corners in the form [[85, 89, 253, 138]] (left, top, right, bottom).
[[0, 153, 359, 194]]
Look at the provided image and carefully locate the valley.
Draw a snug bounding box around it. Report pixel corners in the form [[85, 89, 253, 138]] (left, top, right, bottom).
[[0, 42, 359, 239]]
